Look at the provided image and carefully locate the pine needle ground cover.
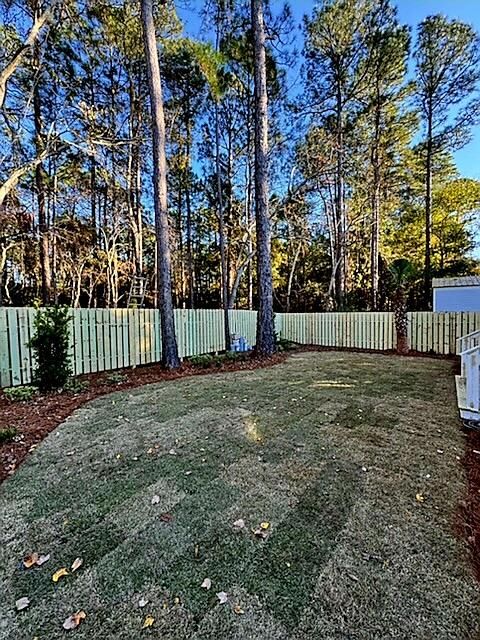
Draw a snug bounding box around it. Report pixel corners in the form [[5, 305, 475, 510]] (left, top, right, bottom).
[[1, 352, 478, 639]]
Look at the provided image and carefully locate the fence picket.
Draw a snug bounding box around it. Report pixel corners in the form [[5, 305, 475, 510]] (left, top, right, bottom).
[[1, 308, 479, 387]]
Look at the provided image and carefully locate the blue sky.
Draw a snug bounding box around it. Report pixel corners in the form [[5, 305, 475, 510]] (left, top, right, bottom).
[[179, 0, 480, 179]]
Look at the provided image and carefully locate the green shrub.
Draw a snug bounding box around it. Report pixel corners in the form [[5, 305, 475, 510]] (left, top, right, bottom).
[[29, 306, 72, 392], [0, 426, 18, 443], [276, 338, 297, 352], [189, 354, 214, 368], [224, 351, 248, 362], [105, 372, 127, 385], [3, 386, 36, 402], [63, 377, 89, 393]]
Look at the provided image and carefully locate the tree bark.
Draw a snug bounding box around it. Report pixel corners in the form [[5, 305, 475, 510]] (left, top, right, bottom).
[[424, 105, 433, 309], [334, 82, 346, 309], [32, 9, 51, 305], [214, 15, 231, 351], [215, 101, 231, 350], [0, 0, 61, 109], [141, 0, 179, 368], [252, 0, 275, 355], [370, 89, 381, 310]]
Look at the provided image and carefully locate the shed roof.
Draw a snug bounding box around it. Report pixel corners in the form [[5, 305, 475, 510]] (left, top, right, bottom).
[[432, 276, 480, 289]]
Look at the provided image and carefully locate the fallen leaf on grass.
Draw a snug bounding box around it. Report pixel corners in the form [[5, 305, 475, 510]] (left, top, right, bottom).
[[252, 522, 270, 539], [216, 592, 228, 604], [233, 603, 244, 615], [151, 495, 160, 505], [160, 513, 173, 523], [63, 611, 86, 630], [23, 553, 39, 568], [142, 615, 155, 628], [415, 493, 425, 503], [138, 598, 148, 608], [36, 554, 50, 566], [71, 557, 83, 572], [201, 578, 212, 590], [233, 519, 245, 530], [52, 567, 69, 582], [15, 597, 30, 611]]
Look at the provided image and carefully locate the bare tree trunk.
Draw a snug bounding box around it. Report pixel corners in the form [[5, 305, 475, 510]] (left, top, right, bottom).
[[370, 90, 381, 310], [33, 15, 51, 305], [185, 133, 195, 308], [424, 106, 433, 309], [141, 0, 179, 368], [215, 101, 231, 350], [0, 0, 61, 109], [252, 0, 275, 355], [286, 243, 301, 313], [215, 16, 230, 351], [246, 84, 254, 310], [335, 84, 346, 310]]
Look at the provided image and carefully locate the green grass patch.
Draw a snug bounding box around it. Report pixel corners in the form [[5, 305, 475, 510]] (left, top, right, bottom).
[[0, 352, 478, 640]]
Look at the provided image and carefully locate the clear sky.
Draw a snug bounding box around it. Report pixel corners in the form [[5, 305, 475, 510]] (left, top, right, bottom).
[[179, 0, 480, 180]]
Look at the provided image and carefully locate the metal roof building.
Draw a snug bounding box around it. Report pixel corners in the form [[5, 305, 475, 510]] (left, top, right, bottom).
[[432, 276, 480, 312]]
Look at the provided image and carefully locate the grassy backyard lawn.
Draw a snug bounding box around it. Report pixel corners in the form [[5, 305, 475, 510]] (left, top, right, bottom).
[[1, 351, 479, 639]]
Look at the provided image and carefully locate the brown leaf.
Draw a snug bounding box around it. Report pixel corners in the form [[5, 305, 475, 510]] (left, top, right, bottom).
[[23, 553, 39, 569], [71, 557, 83, 572], [160, 513, 173, 523], [233, 603, 245, 615], [63, 610, 86, 630]]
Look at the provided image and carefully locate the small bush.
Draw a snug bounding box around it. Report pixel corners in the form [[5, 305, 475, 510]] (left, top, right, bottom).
[[3, 386, 36, 402], [190, 354, 214, 368], [63, 377, 89, 394], [29, 306, 72, 392], [105, 372, 127, 385], [0, 426, 18, 443], [276, 338, 297, 352], [224, 351, 248, 362]]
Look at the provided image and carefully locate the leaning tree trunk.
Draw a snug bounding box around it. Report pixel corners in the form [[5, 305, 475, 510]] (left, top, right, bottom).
[[393, 288, 409, 355], [141, 0, 179, 369], [252, 0, 275, 355]]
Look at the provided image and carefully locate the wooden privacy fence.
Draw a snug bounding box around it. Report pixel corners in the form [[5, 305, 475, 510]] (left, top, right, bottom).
[[278, 311, 480, 355], [0, 308, 260, 388], [1, 308, 479, 387]]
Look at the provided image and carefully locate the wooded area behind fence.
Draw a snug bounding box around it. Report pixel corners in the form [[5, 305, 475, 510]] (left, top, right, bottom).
[[1, 308, 479, 388]]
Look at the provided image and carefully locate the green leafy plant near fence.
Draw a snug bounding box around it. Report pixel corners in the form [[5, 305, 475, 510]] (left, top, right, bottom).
[[29, 307, 72, 392], [3, 386, 36, 402]]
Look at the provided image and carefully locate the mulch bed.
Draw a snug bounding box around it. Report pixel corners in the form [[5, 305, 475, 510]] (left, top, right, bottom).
[[0, 352, 285, 483], [458, 427, 480, 582]]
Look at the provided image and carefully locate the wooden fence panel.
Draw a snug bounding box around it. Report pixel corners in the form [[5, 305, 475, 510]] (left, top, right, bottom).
[[1, 308, 480, 388]]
